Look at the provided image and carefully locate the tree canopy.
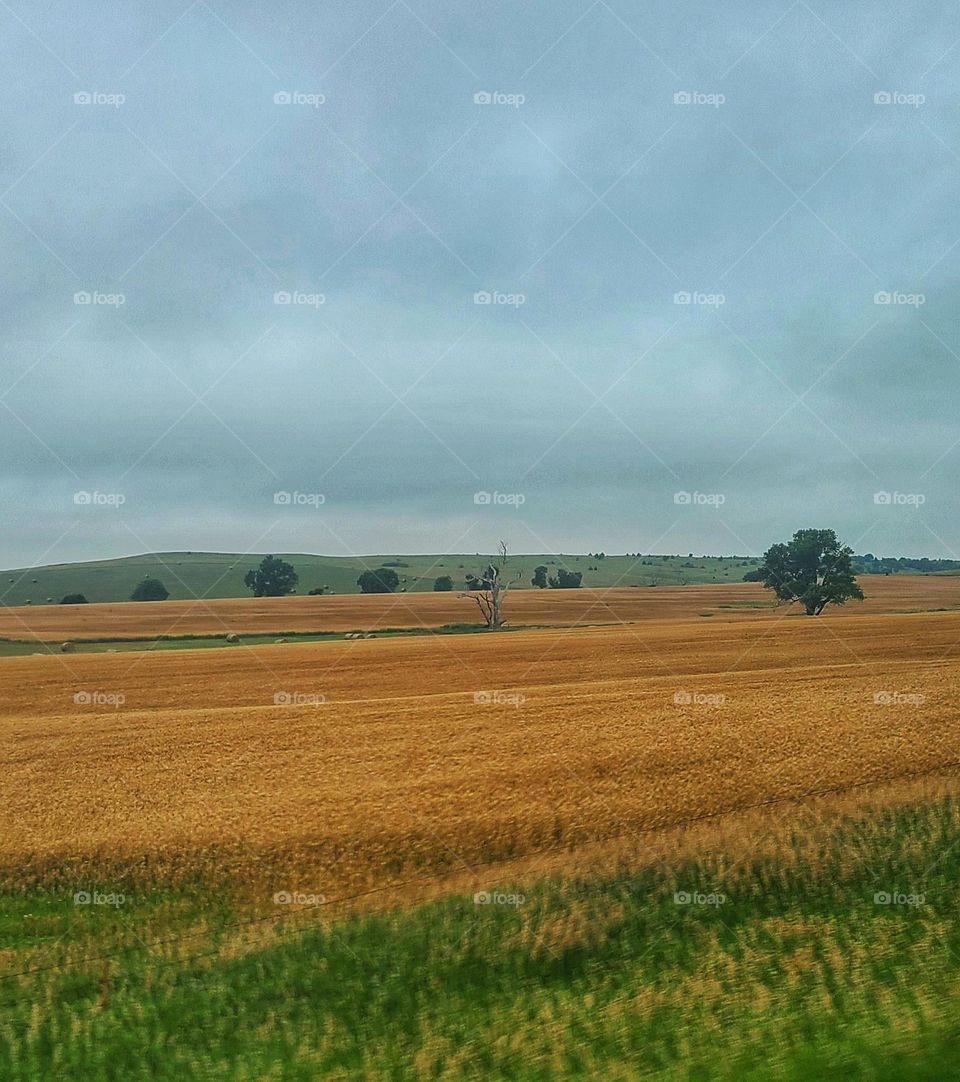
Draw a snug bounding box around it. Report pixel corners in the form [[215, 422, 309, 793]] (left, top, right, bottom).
[[357, 567, 400, 594], [548, 569, 583, 589], [244, 556, 298, 598], [756, 528, 863, 615], [130, 578, 169, 602]]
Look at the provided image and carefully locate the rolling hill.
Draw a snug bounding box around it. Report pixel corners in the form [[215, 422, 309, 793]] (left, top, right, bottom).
[[0, 550, 762, 605]]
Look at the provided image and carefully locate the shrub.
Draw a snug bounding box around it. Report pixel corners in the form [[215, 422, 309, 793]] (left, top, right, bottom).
[[130, 578, 169, 602]]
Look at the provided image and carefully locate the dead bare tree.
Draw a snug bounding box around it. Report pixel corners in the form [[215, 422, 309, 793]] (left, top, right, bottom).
[[461, 541, 522, 629]]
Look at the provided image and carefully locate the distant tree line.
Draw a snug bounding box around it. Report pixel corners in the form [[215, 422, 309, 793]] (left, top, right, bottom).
[[851, 554, 960, 574]]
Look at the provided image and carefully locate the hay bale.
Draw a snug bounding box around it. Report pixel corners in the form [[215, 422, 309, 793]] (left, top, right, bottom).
[[274, 637, 288, 644], [60, 641, 75, 653], [225, 633, 240, 644]]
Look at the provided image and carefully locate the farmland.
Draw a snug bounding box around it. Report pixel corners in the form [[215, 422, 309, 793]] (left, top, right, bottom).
[[3, 599, 960, 891], [5, 584, 960, 1078], [4, 779, 959, 1080], [2, 572, 960, 645]]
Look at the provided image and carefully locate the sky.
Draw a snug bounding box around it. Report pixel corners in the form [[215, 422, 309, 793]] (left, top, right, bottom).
[[1, 0, 959, 568]]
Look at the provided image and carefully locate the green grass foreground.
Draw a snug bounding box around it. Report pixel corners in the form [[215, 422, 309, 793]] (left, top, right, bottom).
[[3, 796, 960, 1080]]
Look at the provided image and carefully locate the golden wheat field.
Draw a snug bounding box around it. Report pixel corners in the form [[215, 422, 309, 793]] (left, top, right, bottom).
[[4, 592, 960, 896], [2, 573, 960, 641]]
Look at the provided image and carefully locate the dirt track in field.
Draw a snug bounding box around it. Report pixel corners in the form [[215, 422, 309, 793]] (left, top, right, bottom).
[[4, 603, 960, 892], [1, 574, 959, 641]]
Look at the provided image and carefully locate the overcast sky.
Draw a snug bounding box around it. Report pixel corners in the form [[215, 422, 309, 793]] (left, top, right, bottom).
[[1, 0, 958, 567]]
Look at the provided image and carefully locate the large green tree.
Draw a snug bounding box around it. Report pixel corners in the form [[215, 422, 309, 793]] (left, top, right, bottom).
[[357, 567, 400, 594], [757, 528, 863, 615], [244, 556, 298, 597], [130, 578, 169, 602]]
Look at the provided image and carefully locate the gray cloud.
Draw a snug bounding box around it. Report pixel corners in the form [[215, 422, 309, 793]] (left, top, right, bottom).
[[1, 0, 959, 567]]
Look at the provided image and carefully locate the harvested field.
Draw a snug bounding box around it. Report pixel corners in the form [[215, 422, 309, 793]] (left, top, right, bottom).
[[4, 607, 960, 894], [2, 573, 960, 642]]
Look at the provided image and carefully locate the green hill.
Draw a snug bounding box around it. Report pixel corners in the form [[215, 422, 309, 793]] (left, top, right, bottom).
[[0, 551, 761, 605]]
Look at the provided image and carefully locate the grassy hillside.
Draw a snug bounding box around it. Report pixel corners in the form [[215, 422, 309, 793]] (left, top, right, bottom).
[[0, 551, 762, 605], [3, 789, 959, 1080]]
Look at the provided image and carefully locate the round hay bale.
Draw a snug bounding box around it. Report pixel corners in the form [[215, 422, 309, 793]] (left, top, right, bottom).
[[274, 637, 288, 644], [60, 641, 75, 653], [225, 633, 240, 644]]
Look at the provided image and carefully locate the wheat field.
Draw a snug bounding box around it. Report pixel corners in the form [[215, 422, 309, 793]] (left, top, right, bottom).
[[7, 590, 960, 1079], [2, 573, 959, 641], [4, 601, 960, 896]]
